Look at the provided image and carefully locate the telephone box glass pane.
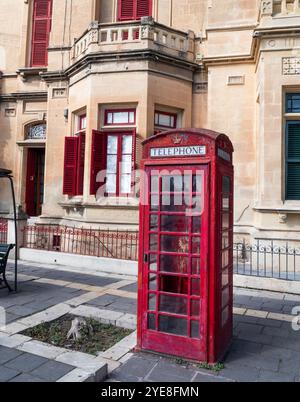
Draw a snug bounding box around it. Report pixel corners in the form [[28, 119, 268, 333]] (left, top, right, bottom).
[[191, 279, 200, 295], [222, 306, 229, 327], [191, 196, 203, 213], [222, 197, 230, 211], [160, 276, 188, 295], [158, 316, 188, 336], [192, 237, 201, 254], [149, 254, 157, 271], [222, 286, 230, 308], [222, 232, 229, 249], [192, 174, 203, 193], [148, 314, 156, 330], [149, 274, 157, 290], [159, 295, 187, 315], [222, 213, 230, 229], [148, 293, 156, 310], [222, 268, 229, 288], [151, 176, 159, 193], [191, 321, 200, 339], [161, 215, 188, 233], [150, 215, 158, 231], [150, 235, 158, 251], [191, 299, 200, 317], [162, 175, 183, 192], [222, 176, 230, 194], [151, 195, 159, 210], [161, 194, 187, 212], [161, 235, 189, 253], [160, 254, 188, 274], [192, 216, 201, 233], [222, 250, 229, 268], [192, 258, 200, 275]]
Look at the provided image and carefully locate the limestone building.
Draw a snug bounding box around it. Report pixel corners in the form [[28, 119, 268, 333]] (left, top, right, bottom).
[[0, 0, 300, 245]]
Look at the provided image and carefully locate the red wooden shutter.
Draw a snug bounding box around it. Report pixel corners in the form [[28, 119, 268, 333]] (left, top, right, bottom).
[[90, 130, 107, 195], [118, 0, 134, 21], [76, 132, 86, 196], [63, 137, 79, 196], [31, 0, 52, 67], [136, 0, 152, 18]]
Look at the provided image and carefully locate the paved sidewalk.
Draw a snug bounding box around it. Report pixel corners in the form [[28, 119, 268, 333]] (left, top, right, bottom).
[[0, 260, 299, 382]]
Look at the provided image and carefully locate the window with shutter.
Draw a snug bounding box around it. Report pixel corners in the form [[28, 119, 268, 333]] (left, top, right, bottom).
[[286, 121, 300, 200], [90, 130, 136, 196], [63, 137, 79, 196], [31, 0, 52, 67], [63, 134, 86, 196], [90, 130, 108, 195], [76, 133, 86, 196], [118, 0, 152, 21], [136, 0, 152, 18]]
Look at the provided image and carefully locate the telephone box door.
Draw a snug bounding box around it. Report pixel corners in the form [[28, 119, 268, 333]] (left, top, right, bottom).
[[140, 164, 209, 361]]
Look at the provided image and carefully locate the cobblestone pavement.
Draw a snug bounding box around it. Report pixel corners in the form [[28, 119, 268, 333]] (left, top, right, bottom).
[[0, 261, 299, 382]]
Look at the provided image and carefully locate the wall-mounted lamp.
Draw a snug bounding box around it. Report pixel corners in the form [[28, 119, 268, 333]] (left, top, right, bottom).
[[64, 109, 69, 120]]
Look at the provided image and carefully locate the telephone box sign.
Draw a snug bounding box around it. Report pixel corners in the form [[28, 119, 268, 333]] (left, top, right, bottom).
[[150, 145, 206, 158]]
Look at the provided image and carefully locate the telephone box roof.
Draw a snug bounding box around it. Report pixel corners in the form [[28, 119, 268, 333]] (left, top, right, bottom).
[[142, 128, 234, 151]]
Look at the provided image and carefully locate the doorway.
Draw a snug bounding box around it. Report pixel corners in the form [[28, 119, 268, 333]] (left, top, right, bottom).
[[140, 164, 209, 361], [25, 148, 45, 217]]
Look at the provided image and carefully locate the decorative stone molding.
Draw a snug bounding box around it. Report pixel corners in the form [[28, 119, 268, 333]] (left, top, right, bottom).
[[193, 82, 208, 94], [278, 213, 288, 224], [227, 75, 245, 85], [261, 0, 273, 16], [4, 108, 16, 117], [52, 88, 68, 98], [283, 57, 300, 75]]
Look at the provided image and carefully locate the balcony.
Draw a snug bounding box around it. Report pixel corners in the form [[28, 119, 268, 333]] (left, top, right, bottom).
[[71, 17, 195, 65]]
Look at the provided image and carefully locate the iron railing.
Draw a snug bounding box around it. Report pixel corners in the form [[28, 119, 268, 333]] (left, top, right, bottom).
[[0, 218, 8, 243], [22, 225, 139, 261], [21, 225, 300, 281], [234, 239, 300, 281]]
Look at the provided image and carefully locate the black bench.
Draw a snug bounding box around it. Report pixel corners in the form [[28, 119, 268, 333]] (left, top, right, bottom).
[[0, 244, 15, 292]]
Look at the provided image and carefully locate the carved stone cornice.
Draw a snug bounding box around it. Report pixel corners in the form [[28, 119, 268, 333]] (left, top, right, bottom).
[[0, 91, 48, 102], [41, 49, 201, 84]]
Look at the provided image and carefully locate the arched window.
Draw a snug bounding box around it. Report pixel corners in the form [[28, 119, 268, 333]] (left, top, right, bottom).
[[25, 122, 47, 140]]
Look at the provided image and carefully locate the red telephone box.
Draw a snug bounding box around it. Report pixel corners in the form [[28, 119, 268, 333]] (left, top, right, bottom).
[[137, 128, 234, 364]]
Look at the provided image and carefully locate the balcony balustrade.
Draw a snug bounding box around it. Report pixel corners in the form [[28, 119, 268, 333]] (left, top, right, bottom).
[[71, 17, 195, 64]]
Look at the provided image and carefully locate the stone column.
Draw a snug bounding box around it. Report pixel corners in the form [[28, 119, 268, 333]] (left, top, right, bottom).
[[7, 206, 28, 259]]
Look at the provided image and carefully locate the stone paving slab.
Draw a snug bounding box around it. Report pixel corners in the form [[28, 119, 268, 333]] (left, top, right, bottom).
[[0, 346, 75, 382]]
